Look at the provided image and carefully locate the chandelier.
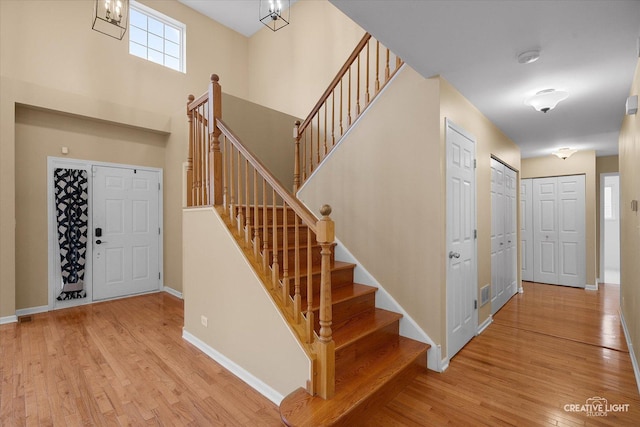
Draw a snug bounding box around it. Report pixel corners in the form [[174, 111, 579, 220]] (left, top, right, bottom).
[[92, 0, 129, 40]]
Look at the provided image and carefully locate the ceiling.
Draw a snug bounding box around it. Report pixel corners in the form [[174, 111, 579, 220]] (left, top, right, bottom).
[[180, 0, 640, 158]]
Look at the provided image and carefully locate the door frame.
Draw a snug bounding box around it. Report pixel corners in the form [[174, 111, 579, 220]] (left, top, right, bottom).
[[599, 172, 620, 286], [47, 157, 163, 310], [445, 118, 478, 361]]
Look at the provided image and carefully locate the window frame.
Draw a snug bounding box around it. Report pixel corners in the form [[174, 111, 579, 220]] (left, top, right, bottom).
[[129, 0, 186, 73]]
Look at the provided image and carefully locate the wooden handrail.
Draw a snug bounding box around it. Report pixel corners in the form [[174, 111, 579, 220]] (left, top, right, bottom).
[[217, 119, 319, 232], [298, 33, 371, 133], [187, 91, 209, 112]]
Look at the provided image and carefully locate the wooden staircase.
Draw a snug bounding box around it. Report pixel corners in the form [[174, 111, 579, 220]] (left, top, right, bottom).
[[231, 206, 430, 426]]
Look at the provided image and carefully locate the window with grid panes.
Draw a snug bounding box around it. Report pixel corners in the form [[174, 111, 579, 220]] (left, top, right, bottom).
[[129, 1, 185, 72]]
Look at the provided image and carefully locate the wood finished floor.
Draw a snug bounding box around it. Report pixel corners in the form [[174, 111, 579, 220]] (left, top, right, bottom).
[[372, 282, 640, 426], [2, 282, 639, 426]]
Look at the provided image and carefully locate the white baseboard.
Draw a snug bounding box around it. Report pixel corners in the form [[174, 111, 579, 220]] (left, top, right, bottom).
[[16, 305, 49, 317], [585, 283, 599, 291], [332, 238, 443, 372], [477, 315, 493, 335], [0, 315, 18, 325], [439, 356, 449, 372], [182, 329, 284, 405], [620, 311, 640, 395], [518, 286, 524, 294], [163, 286, 183, 299]]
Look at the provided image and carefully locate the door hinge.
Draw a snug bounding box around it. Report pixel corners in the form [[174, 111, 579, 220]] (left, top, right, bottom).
[[474, 159, 477, 169], [474, 229, 477, 239], [474, 299, 478, 310], [158, 183, 161, 191], [158, 272, 161, 280], [158, 227, 161, 235]]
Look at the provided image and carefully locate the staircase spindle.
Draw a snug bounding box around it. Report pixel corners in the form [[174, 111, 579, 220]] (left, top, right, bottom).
[[375, 40, 380, 93], [365, 39, 370, 105], [348, 67, 352, 126], [356, 53, 361, 115], [294, 215, 301, 323], [293, 121, 301, 193], [229, 145, 236, 227], [282, 203, 290, 306], [262, 178, 269, 274], [306, 226, 313, 344], [244, 158, 251, 246], [339, 80, 344, 136], [331, 90, 335, 149], [253, 167, 260, 259], [236, 149, 243, 237], [186, 94, 194, 207], [272, 189, 280, 286], [323, 103, 328, 156]]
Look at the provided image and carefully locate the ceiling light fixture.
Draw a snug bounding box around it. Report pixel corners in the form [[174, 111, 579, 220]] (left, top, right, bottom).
[[525, 89, 569, 113], [259, 0, 290, 32], [517, 49, 540, 64], [552, 147, 577, 160], [92, 0, 128, 40]]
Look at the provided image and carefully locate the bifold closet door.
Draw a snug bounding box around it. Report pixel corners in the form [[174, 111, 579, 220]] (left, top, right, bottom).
[[532, 175, 585, 287], [521, 179, 533, 281]]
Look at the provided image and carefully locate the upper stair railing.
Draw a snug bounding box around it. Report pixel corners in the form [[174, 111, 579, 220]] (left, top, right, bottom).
[[187, 75, 336, 399], [293, 33, 403, 191]]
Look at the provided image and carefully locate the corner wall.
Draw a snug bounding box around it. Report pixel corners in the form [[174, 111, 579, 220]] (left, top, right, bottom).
[[521, 150, 597, 287], [619, 59, 640, 382]]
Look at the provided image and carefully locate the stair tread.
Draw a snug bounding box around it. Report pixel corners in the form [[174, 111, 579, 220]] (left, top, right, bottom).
[[280, 337, 430, 426], [303, 283, 377, 311], [333, 308, 403, 351]]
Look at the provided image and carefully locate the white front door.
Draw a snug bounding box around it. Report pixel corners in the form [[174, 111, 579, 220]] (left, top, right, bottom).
[[92, 166, 161, 300], [446, 119, 476, 360]]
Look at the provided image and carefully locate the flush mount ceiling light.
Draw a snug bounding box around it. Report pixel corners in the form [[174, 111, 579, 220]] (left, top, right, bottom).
[[259, 0, 290, 32], [525, 89, 569, 113], [517, 49, 540, 64], [552, 147, 578, 160]]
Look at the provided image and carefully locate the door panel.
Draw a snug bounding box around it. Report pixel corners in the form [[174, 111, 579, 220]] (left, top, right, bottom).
[[533, 178, 559, 284], [557, 175, 585, 286], [446, 121, 476, 360], [93, 166, 160, 300], [521, 179, 533, 281]]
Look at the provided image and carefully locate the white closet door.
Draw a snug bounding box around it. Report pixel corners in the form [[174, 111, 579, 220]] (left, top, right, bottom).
[[533, 177, 559, 284], [505, 167, 518, 297], [557, 175, 586, 286], [490, 159, 505, 311], [521, 179, 533, 281]]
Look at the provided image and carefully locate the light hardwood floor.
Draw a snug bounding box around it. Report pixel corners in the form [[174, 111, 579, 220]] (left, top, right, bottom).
[[2, 282, 639, 426], [372, 282, 640, 426]]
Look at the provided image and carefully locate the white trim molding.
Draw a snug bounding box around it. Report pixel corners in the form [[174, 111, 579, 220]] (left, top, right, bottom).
[[182, 329, 284, 405], [0, 315, 18, 325], [620, 311, 640, 395], [477, 315, 493, 335], [585, 283, 599, 291], [16, 305, 49, 317], [163, 286, 183, 299]]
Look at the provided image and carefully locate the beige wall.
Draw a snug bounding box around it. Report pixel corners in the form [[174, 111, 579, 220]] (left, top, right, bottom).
[[183, 207, 309, 399], [521, 150, 597, 287], [618, 59, 640, 375], [595, 155, 619, 280], [439, 77, 521, 346], [14, 107, 167, 309], [299, 66, 444, 351], [247, 0, 364, 118]]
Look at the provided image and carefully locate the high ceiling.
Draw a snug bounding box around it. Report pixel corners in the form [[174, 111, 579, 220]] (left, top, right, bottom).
[[180, 0, 640, 158]]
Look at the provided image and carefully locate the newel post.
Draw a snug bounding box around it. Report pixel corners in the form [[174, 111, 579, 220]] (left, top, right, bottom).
[[209, 74, 223, 206], [186, 94, 195, 207], [293, 120, 301, 193], [316, 204, 335, 399]]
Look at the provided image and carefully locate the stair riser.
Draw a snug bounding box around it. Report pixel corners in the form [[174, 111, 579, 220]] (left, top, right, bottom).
[[313, 292, 376, 334], [335, 321, 400, 368]]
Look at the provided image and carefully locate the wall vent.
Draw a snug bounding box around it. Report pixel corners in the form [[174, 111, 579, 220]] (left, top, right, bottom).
[[480, 284, 490, 306]]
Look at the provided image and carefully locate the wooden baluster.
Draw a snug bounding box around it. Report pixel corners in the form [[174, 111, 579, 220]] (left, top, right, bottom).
[[375, 40, 381, 93], [302, 130, 307, 181], [236, 149, 243, 237], [356, 53, 361, 115], [339, 80, 344, 136], [229, 145, 235, 227], [222, 136, 229, 214], [348, 67, 352, 126], [306, 226, 313, 344], [385, 47, 390, 80], [204, 102, 209, 205], [316, 114, 320, 168], [323, 102, 328, 156], [331, 90, 335, 149], [365, 39, 370, 104], [271, 190, 280, 286], [253, 167, 260, 259], [262, 178, 269, 274], [199, 104, 205, 205], [209, 74, 223, 206], [309, 126, 314, 174], [293, 215, 301, 323], [193, 106, 200, 206], [282, 203, 290, 307], [244, 158, 251, 247], [186, 95, 194, 207], [396, 55, 402, 68], [293, 121, 301, 193], [316, 204, 335, 399]]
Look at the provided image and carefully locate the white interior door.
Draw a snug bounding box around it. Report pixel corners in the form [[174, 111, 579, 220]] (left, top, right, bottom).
[[557, 175, 586, 286], [491, 160, 518, 315], [520, 179, 533, 281], [446, 120, 476, 360], [92, 166, 161, 300]]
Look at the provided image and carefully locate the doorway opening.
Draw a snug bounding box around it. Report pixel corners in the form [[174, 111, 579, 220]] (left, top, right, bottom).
[[600, 173, 620, 285]]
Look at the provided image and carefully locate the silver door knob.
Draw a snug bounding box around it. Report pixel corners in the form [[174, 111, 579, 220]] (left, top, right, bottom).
[[449, 251, 461, 259]]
